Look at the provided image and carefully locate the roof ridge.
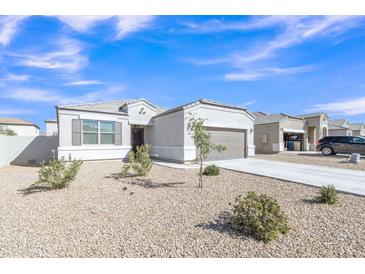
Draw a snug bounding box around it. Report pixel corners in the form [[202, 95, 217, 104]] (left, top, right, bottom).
[[59, 99, 135, 108]]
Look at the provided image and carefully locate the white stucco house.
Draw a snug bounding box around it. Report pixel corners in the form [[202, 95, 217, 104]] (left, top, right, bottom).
[[56, 98, 255, 163], [0, 117, 39, 136], [44, 119, 58, 136]]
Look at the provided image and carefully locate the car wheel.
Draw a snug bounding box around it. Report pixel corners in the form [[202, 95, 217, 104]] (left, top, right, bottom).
[[321, 146, 333, 156]]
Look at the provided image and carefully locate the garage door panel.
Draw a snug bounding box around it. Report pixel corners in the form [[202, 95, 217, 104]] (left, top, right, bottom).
[[205, 127, 246, 161]]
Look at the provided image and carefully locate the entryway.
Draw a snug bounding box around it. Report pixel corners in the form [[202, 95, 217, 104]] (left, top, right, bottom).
[[131, 128, 144, 151]]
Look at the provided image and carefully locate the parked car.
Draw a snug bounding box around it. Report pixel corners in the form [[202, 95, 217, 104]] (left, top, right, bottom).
[[317, 136, 365, 155]]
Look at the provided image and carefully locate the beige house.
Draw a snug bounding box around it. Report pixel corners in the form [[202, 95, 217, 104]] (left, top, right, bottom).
[[297, 112, 329, 150], [348, 123, 365, 136], [253, 112, 307, 154], [0, 117, 39, 136], [328, 119, 353, 136]]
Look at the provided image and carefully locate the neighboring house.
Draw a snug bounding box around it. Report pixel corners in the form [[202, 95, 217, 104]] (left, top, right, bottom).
[[56, 98, 255, 162], [328, 119, 353, 136], [0, 117, 39, 136], [348, 123, 365, 136], [253, 112, 307, 153], [297, 112, 329, 150], [45, 119, 58, 136]]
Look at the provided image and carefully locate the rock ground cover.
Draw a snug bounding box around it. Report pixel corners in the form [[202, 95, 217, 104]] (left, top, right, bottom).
[[0, 161, 364, 257]]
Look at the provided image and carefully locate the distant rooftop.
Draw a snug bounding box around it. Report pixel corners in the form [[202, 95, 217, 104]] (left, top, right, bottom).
[[0, 117, 39, 128], [254, 113, 304, 125]]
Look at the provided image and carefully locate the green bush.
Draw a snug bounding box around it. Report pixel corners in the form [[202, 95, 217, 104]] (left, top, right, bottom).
[[203, 164, 220, 176], [316, 185, 337, 204], [34, 159, 83, 189], [0, 128, 17, 136], [122, 144, 152, 177], [229, 192, 289, 243]]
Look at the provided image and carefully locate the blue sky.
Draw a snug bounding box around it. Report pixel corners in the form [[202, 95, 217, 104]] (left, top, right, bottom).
[[1, 15, 365, 131]]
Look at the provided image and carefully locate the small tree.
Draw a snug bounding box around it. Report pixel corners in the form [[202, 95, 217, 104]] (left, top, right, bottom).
[[187, 115, 226, 188]]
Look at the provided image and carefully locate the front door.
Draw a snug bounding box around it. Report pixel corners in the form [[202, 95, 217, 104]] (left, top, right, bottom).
[[132, 128, 144, 151]]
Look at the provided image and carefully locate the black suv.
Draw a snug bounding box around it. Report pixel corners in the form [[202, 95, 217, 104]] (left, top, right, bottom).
[[316, 136, 365, 156]]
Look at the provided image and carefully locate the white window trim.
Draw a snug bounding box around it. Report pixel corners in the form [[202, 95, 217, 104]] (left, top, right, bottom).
[[81, 120, 115, 145]]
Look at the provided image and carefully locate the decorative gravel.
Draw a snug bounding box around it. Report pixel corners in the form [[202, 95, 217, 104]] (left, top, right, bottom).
[[0, 161, 364, 257], [255, 152, 365, 171]]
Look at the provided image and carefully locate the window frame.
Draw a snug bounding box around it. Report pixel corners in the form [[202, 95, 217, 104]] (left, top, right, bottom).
[[81, 119, 115, 145]]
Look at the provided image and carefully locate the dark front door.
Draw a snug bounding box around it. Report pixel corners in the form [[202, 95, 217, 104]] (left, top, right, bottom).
[[132, 128, 144, 151]]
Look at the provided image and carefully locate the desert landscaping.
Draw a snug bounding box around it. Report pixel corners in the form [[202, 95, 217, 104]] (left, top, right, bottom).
[[0, 160, 364, 257]]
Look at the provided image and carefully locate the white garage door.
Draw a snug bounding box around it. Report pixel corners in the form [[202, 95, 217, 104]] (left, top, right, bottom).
[[205, 127, 246, 161]]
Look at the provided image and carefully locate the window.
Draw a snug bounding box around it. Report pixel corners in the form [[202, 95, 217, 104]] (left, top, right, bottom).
[[350, 137, 365, 144], [333, 137, 349, 143], [82, 120, 115, 145], [100, 121, 114, 144], [83, 120, 98, 144]]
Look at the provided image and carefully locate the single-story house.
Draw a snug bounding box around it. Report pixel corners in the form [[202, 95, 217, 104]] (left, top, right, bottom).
[[45, 119, 58, 136], [328, 119, 353, 136], [253, 112, 307, 153], [348, 123, 365, 136], [56, 98, 255, 163], [297, 112, 329, 150], [0, 117, 39, 136]]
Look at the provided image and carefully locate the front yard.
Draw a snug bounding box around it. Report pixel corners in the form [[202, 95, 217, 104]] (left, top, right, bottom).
[[255, 152, 365, 171], [0, 161, 364, 257]]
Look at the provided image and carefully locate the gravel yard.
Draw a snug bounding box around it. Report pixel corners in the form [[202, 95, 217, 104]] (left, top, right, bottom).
[[255, 152, 365, 171], [0, 161, 364, 258]]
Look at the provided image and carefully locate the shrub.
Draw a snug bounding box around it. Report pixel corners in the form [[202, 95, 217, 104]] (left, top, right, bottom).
[[34, 159, 83, 189], [0, 128, 17, 136], [316, 185, 337, 204], [203, 164, 220, 176], [122, 144, 152, 177], [229, 192, 289, 243]]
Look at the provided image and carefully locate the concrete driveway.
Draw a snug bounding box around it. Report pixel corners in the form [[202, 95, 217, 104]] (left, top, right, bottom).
[[207, 158, 365, 196]]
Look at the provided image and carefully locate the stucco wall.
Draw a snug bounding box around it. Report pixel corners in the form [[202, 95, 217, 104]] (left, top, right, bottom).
[[124, 101, 158, 125], [46, 122, 58, 136], [254, 123, 280, 153], [304, 114, 329, 142], [184, 104, 255, 160], [329, 128, 353, 136], [4, 125, 39, 136], [0, 135, 58, 167], [57, 109, 131, 160], [149, 110, 185, 162]]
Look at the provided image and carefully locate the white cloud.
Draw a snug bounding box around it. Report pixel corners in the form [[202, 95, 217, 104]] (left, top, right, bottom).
[[0, 16, 28, 46], [182, 16, 297, 33], [2, 85, 126, 105], [56, 16, 112, 32], [3, 88, 63, 102], [0, 107, 35, 115], [186, 16, 364, 67], [224, 66, 313, 81], [2, 73, 29, 81], [307, 96, 365, 116], [239, 101, 256, 107], [17, 38, 88, 73], [55, 16, 155, 40], [64, 80, 103, 86], [115, 16, 155, 39]]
